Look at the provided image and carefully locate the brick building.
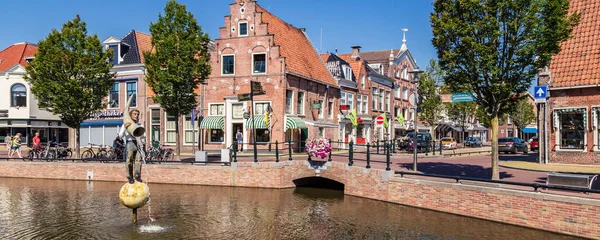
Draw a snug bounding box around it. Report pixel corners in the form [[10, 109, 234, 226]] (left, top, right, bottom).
[[499, 93, 538, 140], [75, 30, 152, 148], [0, 42, 70, 146], [199, 0, 339, 152], [354, 32, 423, 138], [539, 0, 600, 164]]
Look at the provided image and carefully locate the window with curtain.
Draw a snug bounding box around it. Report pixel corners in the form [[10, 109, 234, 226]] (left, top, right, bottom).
[[210, 104, 225, 115], [222, 55, 235, 74], [559, 112, 585, 149], [166, 114, 177, 144], [184, 113, 198, 144], [285, 90, 293, 114], [253, 53, 266, 73], [297, 92, 304, 115], [126, 82, 137, 107], [109, 82, 119, 108], [348, 93, 354, 111]]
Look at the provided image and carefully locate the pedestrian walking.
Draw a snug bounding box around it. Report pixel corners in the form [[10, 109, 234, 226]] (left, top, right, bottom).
[[236, 128, 243, 152], [10, 133, 22, 158]]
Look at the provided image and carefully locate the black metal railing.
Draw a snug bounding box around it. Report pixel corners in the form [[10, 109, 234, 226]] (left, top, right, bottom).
[[395, 171, 600, 194]]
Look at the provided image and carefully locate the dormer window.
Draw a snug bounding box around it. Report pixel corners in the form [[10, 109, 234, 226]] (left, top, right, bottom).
[[239, 22, 248, 36], [108, 45, 119, 65], [344, 66, 352, 80], [24, 57, 34, 64]]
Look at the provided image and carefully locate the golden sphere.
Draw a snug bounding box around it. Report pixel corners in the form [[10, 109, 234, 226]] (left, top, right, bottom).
[[119, 181, 150, 209]]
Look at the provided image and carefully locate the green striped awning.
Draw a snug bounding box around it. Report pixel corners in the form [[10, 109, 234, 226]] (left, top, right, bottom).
[[285, 116, 307, 131], [246, 116, 268, 129], [199, 116, 224, 129]]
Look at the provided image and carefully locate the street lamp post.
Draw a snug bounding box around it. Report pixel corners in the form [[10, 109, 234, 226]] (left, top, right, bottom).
[[409, 68, 424, 172]]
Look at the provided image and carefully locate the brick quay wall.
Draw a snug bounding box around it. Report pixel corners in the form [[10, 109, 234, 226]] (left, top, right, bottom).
[[0, 161, 598, 239]]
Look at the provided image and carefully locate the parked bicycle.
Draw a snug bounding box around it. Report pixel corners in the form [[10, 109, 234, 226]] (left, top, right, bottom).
[[81, 144, 111, 162], [145, 143, 174, 162]]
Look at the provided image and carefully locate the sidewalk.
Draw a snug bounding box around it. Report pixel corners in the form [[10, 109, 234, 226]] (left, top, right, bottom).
[[500, 161, 600, 174]]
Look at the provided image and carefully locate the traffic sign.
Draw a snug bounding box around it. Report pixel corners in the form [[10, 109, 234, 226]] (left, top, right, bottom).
[[237, 93, 251, 101], [376, 115, 384, 125], [534, 86, 548, 103]]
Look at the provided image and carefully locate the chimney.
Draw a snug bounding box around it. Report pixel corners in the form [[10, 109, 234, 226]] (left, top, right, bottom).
[[351, 46, 361, 58], [299, 28, 306, 32]]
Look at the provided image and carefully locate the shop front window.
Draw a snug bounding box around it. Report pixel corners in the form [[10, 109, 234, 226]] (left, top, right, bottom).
[[210, 129, 224, 143], [559, 112, 585, 149], [255, 129, 270, 142]]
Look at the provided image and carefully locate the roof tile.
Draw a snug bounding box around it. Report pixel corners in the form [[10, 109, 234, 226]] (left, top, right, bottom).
[[135, 31, 153, 63], [256, 5, 336, 86], [550, 0, 600, 87], [0, 42, 38, 72]]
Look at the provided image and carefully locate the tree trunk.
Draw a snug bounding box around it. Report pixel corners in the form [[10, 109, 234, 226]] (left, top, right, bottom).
[[175, 115, 181, 160], [491, 115, 500, 180], [76, 127, 81, 158]]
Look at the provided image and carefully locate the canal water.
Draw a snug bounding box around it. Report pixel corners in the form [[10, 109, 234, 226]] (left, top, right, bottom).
[[0, 178, 582, 240]]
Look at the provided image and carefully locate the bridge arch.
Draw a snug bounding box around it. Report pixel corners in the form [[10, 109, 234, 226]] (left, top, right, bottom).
[[292, 177, 344, 191]]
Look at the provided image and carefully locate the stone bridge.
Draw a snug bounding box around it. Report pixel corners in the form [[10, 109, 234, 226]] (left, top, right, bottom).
[[0, 160, 599, 239]]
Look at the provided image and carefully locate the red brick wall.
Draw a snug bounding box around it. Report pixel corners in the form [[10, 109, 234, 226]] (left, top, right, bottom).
[[1, 160, 598, 239], [549, 88, 600, 164]]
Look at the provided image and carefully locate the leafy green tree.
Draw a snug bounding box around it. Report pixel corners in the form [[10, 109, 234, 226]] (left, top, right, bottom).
[[418, 59, 445, 139], [24, 15, 115, 158], [431, 0, 579, 179], [445, 102, 477, 143], [511, 97, 536, 139], [476, 107, 506, 129], [144, 0, 212, 158]]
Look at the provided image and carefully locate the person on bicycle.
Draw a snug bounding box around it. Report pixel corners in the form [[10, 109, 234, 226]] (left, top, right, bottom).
[[32, 132, 41, 151], [119, 109, 145, 184]]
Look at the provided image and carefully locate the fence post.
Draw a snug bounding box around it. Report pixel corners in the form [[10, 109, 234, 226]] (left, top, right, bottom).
[[327, 139, 332, 162], [432, 139, 436, 156], [348, 141, 354, 166], [268, 142, 272, 152], [425, 138, 429, 156], [439, 140, 442, 155], [366, 143, 371, 169], [385, 142, 391, 171], [288, 139, 293, 161], [392, 139, 396, 153], [275, 140, 279, 162], [376, 140, 380, 154], [233, 142, 238, 163]]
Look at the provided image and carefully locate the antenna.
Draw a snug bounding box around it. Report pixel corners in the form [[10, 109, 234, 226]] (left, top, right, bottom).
[[402, 28, 408, 43]]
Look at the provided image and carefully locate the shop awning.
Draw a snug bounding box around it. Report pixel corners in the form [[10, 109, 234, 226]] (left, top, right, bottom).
[[199, 116, 224, 129], [285, 116, 307, 131], [246, 116, 268, 129], [522, 127, 537, 133]]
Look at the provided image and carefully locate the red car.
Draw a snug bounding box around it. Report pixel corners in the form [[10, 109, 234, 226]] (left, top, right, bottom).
[[530, 137, 538, 151]]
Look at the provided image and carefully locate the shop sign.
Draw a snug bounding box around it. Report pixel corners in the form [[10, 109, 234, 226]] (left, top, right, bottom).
[[89, 111, 124, 120]]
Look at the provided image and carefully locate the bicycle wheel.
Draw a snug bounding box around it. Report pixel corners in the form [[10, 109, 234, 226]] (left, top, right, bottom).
[[162, 149, 174, 161], [25, 150, 34, 161], [97, 149, 108, 161], [45, 150, 57, 162], [104, 150, 116, 162], [81, 149, 94, 162]]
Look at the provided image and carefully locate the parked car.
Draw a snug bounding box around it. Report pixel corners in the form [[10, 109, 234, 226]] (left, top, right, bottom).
[[441, 137, 457, 150], [498, 137, 528, 154], [399, 133, 432, 152], [529, 137, 538, 151], [465, 137, 482, 147]]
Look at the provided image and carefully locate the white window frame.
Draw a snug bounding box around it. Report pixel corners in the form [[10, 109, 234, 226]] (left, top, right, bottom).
[[593, 107, 600, 151], [385, 91, 391, 112], [254, 101, 272, 115], [221, 54, 235, 76], [340, 92, 347, 108], [394, 85, 400, 99], [165, 113, 177, 145], [344, 66, 352, 80], [402, 68, 408, 79], [252, 52, 267, 74], [357, 95, 363, 114], [285, 89, 294, 114], [297, 91, 305, 115], [361, 75, 365, 90], [372, 87, 378, 111], [379, 89, 384, 111], [209, 103, 226, 116], [238, 22, 248, 37], [362, 95, 368, 114], [318, 100, 324, 119], [328, 101, 334, 119], [184, 113, 199, 145], [348, 93, 354, 111], [126, 81, 137, 108], [402, 87, 408, 100], [555, 107, 588, 152], [108, 82, 119, 109]]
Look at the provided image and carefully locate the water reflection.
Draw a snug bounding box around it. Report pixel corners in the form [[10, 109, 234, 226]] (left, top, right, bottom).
[[0, 177, 583, 240]]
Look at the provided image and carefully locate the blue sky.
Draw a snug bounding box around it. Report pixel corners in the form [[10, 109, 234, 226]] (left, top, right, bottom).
[[0, 0, 437, 69]]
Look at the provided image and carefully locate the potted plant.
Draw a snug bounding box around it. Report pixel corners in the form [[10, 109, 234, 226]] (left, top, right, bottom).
[[305, 137, 332, 162]]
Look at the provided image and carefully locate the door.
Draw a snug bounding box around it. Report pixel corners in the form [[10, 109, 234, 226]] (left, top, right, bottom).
[[300, 128, 308, 153], [151, 126, 160, 148], [232, 123, 243, 144]]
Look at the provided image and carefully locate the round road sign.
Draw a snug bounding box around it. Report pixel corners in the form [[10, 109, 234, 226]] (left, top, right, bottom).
[[376, 115, 384, 125]]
